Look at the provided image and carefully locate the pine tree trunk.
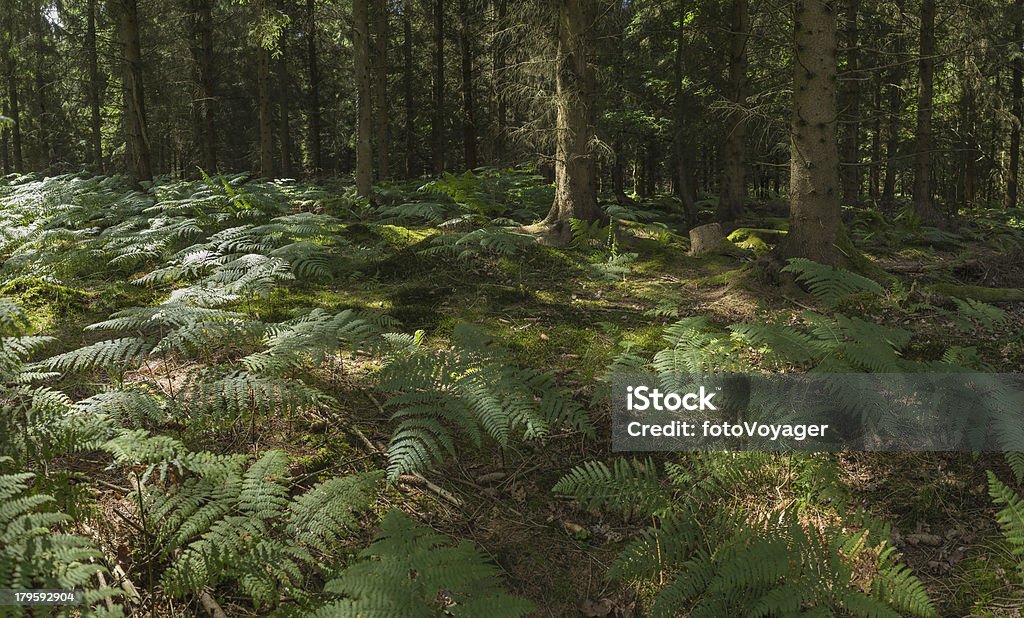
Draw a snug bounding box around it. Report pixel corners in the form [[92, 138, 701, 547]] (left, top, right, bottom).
[[113, 0, 153, 185], [882, 57, 901, 204], [912, 0, 940, 223], [1008, 0, 1023, 208], [838, 0, 860, 204], [187, 0, 217, 174], [781, 0, 842, 265], [257, 45, 274, 177], [87, 0, 104, 172], [278, 58, 292, 178], [717, 0, 748, 223], [354, 0, 373, 197], [3, 0, 23, 172], [492, 0, 507, 163], [32, 0, 49, 169], [431, 0, 445, 174], [672, 0, 696, 225], [402, 0, 415, 177], [540, 0, 599, 236], [306, 0, 322, 174], [459, 0, 478, 170], [372, 0, 389, 179]]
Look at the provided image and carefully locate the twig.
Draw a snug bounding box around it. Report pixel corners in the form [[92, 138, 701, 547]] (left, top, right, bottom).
[[198, 589, 228, 618]]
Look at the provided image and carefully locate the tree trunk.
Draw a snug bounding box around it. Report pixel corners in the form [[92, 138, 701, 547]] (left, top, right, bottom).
[[882, 54, 901, 204], [838, 0, 860, 204], [306, 0, 322, 174], [278, 58, 293, 178], [493, 0, 507, 163], [354, 0, 373, 197], [1008, 0, 1023, 208], [717, 0, 748, 223], [32, 0, 49, 169], [187, 0, 217, 174], [2, 0, 23, 172], [672, 0, 696, 225], [257, 45, 274, 177], [112, 0, 153, 185], [402, 0, 415, 177], [912, 0, 940, 223], [540, 0, 600, 236], [781, 0, 842, 265], [961, 65, 977, 209], [372, 0, 389, 178], [459, 0, 478, 170], [87, 0, 104, 172], [431, 0, 445, 174]]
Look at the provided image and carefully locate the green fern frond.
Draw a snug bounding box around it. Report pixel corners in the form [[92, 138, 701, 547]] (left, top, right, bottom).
[[782, 258, 884, 307]]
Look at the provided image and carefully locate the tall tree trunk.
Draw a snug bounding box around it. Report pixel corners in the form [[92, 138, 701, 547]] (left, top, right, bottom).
[[492, 0, 507, 162], [459, 0, 478, 169], [32, 0, 49, 169], [539, 0, 599, 238], [838, 0, 861, 204], [306, 0, 322, 174], [371, 0, 389, 178], [961, 67, 977, 209], [882, 51, 901, 204], [354, 0, 373, 196], [278, 59, 293, 177], [187, 0, 217, 173], [112, 0, 152, 185], [2, 0, 22, 172], [87, 0, 104, 172], [1008, 0, 1023, 208], [673, 0, 696, 225], [431, 0, 445, 174], [257, 45, 274, 177], [402, 0, 416, 177], [781, 0, 842, 265], [912, 0, 940, 223], [869, 72, 881, 200], [717, 0, 748, 223]]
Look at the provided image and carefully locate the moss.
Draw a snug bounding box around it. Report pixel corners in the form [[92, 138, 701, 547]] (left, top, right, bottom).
[[727, 227, 788, 253], [927, 283, 1024, 303]]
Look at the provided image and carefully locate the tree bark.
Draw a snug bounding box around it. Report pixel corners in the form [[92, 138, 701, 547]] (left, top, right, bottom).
[[492, 0, 507, 163], [882, 42, 902, 204], [431, 0, 445, 174], [2, 0, 23, 172], [354, 0, 373, 196], [459, 0, 478, 170], [87, 0, 104, 172], [306, 0, 322, 174], [717, 0, 749, 223], [838, 0, 860, 204], [539, 0, 600, 237], [912, 0, 940, 223], [186, 0, 217, 174], [781, 0, 842, 265], [402, 0, 415, 177], [1008, 0, 1023, 208], [112, 0, 153, 185], [371, 0, 389, 178], [32, 0, 49, 169], [672, 0, 696, 225], [257, 45, 274, 177]]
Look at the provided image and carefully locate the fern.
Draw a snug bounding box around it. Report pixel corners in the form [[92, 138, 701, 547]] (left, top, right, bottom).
[[782, 258, 885, 307], [0, 460, 124, 616], [380, 323, 592, 480], [316, 509, 535, 617], [989, 471, 1024, 567]]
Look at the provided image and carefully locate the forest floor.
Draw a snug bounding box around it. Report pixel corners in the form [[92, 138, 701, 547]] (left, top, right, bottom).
[[4, 171, 1024, 616]]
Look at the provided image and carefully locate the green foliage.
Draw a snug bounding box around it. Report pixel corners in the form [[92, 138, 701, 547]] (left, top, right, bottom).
[[782, 258, 885, 307], [988, 471, 1024, 573], [316, 509, 534, 617], [106, 440, 381, 607], [380, 323, 592, 480], [0, 459, 123, 616], [556, 456, 936, 617]]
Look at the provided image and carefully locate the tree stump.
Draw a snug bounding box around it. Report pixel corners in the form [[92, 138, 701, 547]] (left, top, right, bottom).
[[688, 223, 726, 256]]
